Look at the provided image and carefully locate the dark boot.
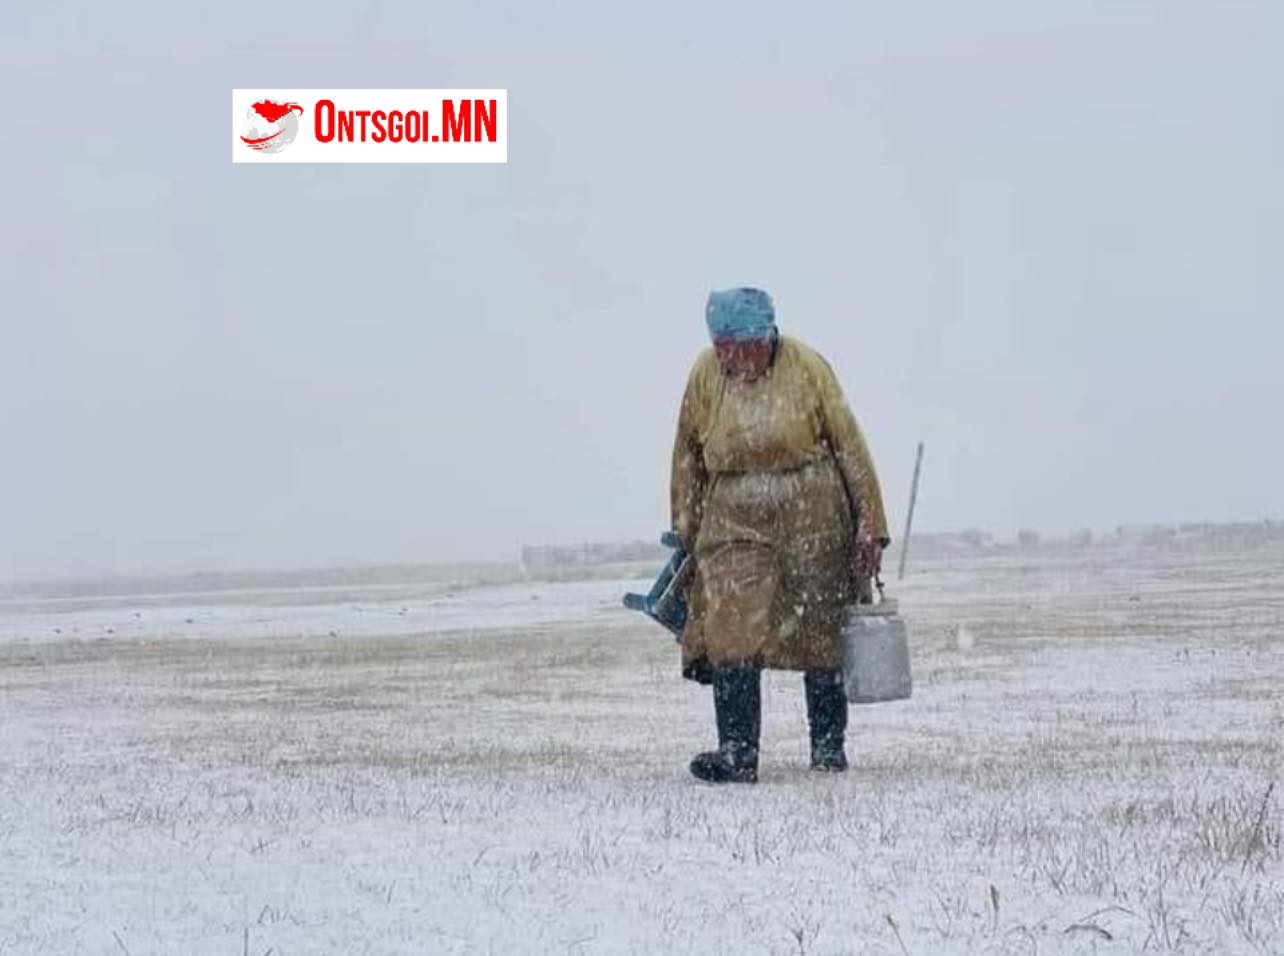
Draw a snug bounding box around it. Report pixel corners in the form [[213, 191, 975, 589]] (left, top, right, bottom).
[[690, 664, 761, 784], [805, 669, 848, 772]]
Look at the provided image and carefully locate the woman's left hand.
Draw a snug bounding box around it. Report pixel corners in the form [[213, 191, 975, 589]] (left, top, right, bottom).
[[858, 536, 884, 580]]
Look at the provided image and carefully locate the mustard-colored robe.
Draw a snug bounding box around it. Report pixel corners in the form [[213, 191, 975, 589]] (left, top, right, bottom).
[[670, 336, 889, 672]]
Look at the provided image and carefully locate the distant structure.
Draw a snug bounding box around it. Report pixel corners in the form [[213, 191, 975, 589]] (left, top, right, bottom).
[[1114, 521, 1280, 546], [956, 529, 995, 548], [1115, 523, 1178, 544], [506, 520, 1284, 585], [890, 529, 995, 560], [518, 540, 666, 577], [1174, 520, 1278, 540]]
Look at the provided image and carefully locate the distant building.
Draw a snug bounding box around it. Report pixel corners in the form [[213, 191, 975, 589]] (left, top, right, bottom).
[[518, 540, 666, 576], [1115, 524, 1177, 544]]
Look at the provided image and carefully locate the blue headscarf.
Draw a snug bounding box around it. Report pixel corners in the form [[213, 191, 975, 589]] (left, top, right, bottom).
[[706, 287, 776, 342]]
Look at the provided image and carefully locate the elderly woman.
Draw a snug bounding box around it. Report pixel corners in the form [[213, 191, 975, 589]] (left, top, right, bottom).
[[671, 287, 890, 783]]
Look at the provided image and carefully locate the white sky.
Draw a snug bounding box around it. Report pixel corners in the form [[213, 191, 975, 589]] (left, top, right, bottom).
[[1, 1, 1280, 581]]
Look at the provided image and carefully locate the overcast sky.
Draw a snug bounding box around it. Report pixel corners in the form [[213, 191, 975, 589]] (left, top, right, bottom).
[[1, 2, 1280, 582]]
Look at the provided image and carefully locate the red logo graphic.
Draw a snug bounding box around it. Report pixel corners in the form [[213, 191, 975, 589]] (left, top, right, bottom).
[[240, 100, 304, 154]]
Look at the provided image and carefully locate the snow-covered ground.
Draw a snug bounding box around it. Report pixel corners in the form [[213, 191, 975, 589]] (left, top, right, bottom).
[[1, 541, 1281, 954]]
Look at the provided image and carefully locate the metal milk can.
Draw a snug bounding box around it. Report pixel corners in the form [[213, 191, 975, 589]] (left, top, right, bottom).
[[841, 593, 912, 704]]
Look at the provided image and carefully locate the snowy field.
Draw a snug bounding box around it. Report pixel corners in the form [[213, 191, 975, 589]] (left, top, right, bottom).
[[1, 541, 1281, 954]]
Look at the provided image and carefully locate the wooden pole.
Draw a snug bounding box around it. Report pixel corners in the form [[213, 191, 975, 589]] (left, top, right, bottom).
[[898, 441, 924, 580]]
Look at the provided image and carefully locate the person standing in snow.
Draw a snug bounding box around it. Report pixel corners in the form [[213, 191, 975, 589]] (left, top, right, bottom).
[[670, 287, 890, 783]]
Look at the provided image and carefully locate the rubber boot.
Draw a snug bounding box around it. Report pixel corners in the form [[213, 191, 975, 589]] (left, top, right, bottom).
[[689, 664, 761, 784], [805, 669, 848, 771]]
